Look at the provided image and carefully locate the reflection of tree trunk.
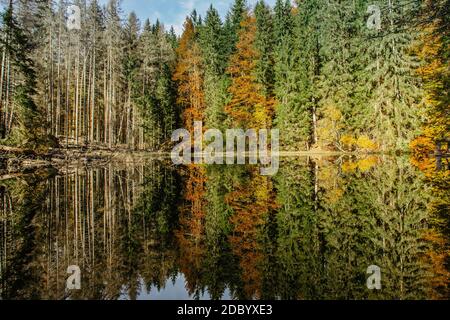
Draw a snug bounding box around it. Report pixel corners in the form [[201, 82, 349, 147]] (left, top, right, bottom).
[[103, 167, 107, 255], [90, 170, 94, 265], [108, 163, 114, 268], [0, 162, 176, 299], [314, 161, 319, 210], [55, 176, 60, 291], [75, 170, 79, 262]]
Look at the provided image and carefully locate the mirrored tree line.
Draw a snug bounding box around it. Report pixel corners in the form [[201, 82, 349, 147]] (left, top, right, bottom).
[[0, 156, 447, 300], [0, 161, 181, 299]]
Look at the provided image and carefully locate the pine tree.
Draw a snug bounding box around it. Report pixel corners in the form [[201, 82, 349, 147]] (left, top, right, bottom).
[[167, 26, 178, 49], [316, 0, 366, 150], [360, 0, 423, 151], [224, 0, 248, 61], [136, 19, 177, 149], [123, 12, 141, 149], [157, 62, 177, 142], [85, 0, 105, 144], [254, 0, 275, 97], [0, 1, 46, 148], [199, 5, 229, 130], [103, 0, 125, 148], [274, 0, 313, 151]]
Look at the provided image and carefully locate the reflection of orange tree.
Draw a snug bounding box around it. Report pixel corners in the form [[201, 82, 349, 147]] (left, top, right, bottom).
[[176, 165, 208, 297], [423, 226, 450, 300], [411, 156, 449, 299], [225, 170, 277, 299]]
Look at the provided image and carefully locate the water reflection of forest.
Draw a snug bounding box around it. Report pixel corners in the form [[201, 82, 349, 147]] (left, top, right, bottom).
[[0, 156, 448, 300]]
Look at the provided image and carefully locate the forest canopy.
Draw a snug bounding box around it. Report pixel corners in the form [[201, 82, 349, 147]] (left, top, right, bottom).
[[0, 0, 448, 153]]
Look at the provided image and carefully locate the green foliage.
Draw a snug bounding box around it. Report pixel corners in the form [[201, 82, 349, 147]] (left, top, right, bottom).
[[223, 0, 248, 60], [0, 0, 443, 152], [0, 4, 47, 149], [254, 1, 275, 97], [274, 0, 314, 150], [358, 0, 423, 151], [200, 5, 231, 130]]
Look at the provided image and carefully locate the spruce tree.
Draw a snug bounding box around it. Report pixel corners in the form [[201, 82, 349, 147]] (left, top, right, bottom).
[[200, 5, 229, 130], [0, 1, 46, 148], [123, 12, 141, 148], [224, 0, 248, 61], [254, 0, 275, 97], [360, 0, 423, 151], [274, 0, 312, 151], [316, 0, 366, 150]]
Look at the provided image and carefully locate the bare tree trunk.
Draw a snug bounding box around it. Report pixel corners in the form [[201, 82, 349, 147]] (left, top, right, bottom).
[[56, 19, 62, 137], [90, 46, 96, 143], [75, 45, 80, 145]]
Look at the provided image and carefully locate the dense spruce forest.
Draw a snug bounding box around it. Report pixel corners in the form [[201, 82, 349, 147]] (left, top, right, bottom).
[[0, 0, 448, 154]]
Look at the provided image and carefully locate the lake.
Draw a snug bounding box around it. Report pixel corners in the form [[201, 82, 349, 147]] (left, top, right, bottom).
[[0, 155, 448, 300]]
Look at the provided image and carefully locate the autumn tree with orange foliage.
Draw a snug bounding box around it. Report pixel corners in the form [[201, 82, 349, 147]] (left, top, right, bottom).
[[173, 17, 205, 133], [225, 14, 274, 129]]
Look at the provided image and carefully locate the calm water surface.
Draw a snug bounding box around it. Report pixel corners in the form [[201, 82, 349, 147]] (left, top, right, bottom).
[[0, 156, 448, 300]]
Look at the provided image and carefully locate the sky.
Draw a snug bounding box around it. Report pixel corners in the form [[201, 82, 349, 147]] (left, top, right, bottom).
[[99, 0, 277, 35]]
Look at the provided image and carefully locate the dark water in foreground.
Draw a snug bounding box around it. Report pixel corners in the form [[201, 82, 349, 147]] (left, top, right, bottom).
[[0, 156, 448, 300]]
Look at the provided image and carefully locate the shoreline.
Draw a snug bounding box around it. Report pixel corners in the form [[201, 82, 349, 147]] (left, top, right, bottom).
[[0, 145, 415, 179]]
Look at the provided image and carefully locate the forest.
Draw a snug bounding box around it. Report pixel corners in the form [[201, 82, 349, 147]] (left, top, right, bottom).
[[0, 0, 448, 156], [0, 0, 448, 302]]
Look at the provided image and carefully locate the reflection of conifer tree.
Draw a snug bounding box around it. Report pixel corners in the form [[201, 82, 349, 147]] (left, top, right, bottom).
[[0, 171, 54, 299], [366, 159, 431, 299], [274, 158, 320, 299], [412, 160, 449, 299], [203, 165, 237, 300], [319, 157, 432, 299], [1, 157, 447, 300], [317, 157, 380, 299], [132, 161, 181, 295]]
